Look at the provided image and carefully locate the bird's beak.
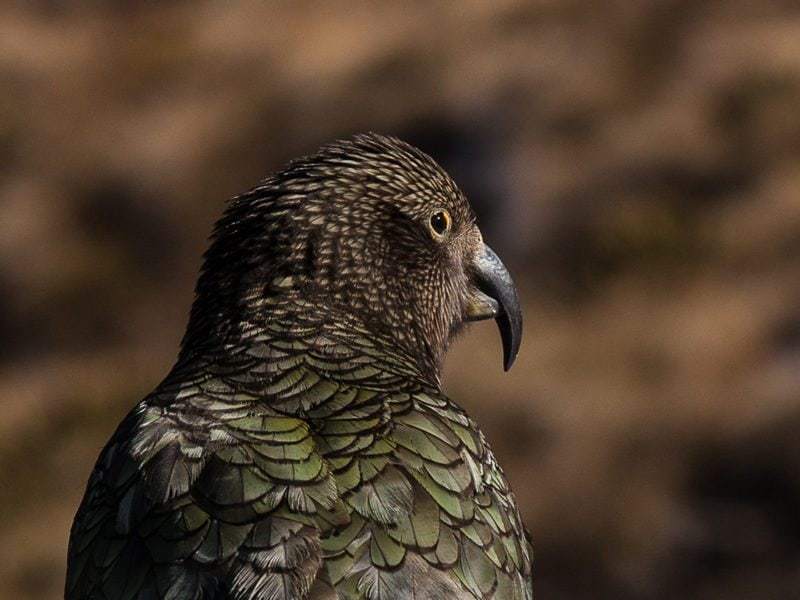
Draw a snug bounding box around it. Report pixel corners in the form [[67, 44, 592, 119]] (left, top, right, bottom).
[[466, 244, 523, 371]]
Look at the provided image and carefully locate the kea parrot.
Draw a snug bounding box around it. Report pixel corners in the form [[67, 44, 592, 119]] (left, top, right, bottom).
[[66, 134, 533, 599]]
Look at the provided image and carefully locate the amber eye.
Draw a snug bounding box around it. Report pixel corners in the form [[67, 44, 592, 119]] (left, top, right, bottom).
[[429, 210, 451, 238]]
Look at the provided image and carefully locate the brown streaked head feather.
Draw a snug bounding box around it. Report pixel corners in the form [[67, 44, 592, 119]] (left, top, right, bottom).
[[182, 133, 487, 379]]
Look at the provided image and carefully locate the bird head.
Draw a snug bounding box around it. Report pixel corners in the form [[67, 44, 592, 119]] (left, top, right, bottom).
[[184, 134, 521, 378]]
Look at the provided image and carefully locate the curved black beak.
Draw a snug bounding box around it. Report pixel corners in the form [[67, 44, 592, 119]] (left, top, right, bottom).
[[466, 244, 523, 371]]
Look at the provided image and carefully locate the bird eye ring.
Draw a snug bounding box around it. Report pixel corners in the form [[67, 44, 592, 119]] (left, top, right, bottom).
[[429, 210, 451, 238]]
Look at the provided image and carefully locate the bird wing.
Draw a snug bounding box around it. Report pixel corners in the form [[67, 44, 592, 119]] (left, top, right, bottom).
[[67, 346, 532, 600], [65, 378, 341, 600], [316, 388, 533, 600]]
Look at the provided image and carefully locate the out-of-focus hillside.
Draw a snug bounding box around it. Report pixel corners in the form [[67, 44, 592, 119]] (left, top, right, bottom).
[[2, 2, 800, 598]]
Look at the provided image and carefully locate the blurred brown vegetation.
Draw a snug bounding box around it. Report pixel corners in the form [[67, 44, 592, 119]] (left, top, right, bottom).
[[2, 2, 800, 599]]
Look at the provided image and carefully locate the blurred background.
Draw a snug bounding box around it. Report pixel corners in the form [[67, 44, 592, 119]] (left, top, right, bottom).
[[2, 2, 800, 598]]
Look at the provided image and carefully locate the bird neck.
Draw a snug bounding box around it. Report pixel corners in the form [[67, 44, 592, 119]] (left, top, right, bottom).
[[177, 297, 443, 390]]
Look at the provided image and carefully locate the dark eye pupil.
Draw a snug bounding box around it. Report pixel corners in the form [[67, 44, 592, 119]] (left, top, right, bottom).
[[431, 211, 448, 235]]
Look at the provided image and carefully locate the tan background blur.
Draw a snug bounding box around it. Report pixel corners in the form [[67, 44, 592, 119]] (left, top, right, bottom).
[[2, 2, 800, 599]]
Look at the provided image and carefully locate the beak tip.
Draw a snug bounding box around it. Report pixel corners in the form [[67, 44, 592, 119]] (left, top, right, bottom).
[[503, 350, 519, 372], [500, 316, 522, 372]]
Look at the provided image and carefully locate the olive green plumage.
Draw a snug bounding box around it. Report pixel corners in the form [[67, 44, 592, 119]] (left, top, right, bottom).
[[66, 134, 532, 599]]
